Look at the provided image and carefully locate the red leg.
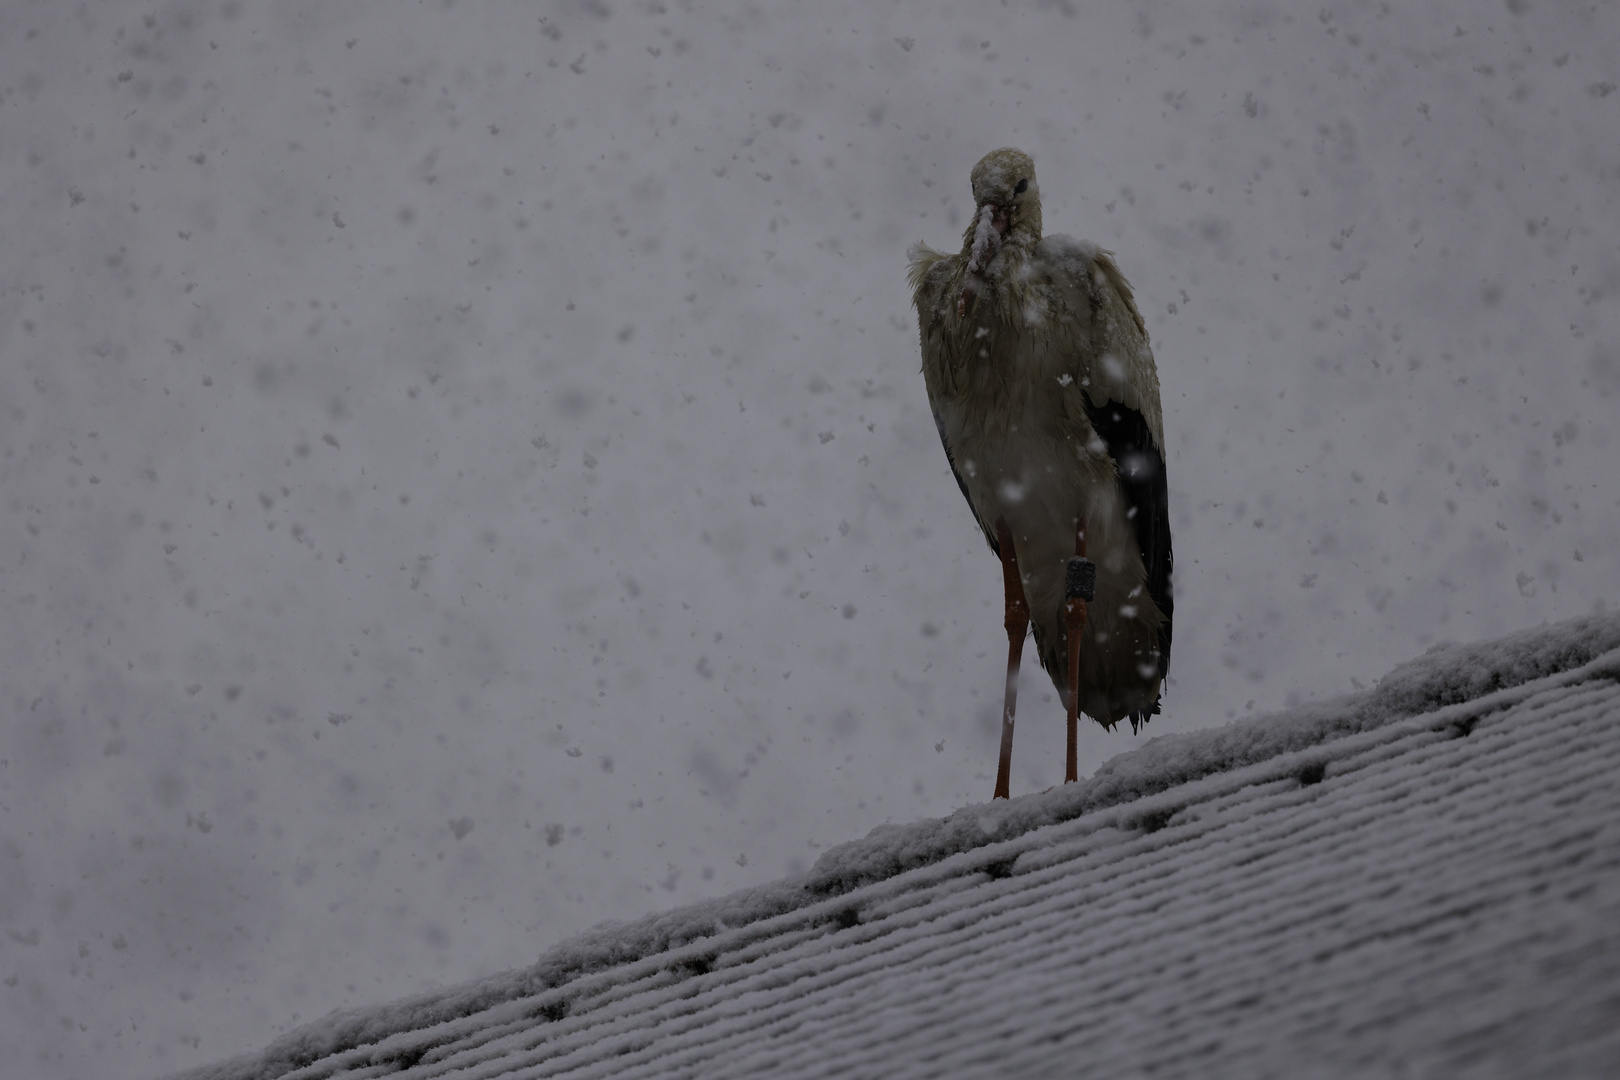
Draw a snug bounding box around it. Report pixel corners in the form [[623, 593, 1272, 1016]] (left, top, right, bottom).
[[993, 518, 1028, 801], [1063, 523, 1094, 784]]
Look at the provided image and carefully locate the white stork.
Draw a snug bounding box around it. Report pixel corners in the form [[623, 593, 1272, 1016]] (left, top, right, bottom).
[[908, 147, 1173, 800]]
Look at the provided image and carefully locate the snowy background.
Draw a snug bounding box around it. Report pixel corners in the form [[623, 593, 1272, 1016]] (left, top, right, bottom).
[[0, 2, 1615, 1077]]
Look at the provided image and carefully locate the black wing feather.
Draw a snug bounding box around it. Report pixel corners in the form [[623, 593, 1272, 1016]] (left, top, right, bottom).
[[1080, 394, 1173, 682]]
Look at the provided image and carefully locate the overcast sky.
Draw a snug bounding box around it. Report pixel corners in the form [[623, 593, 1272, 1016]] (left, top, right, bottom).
[[1, 2, 1616, 1077]]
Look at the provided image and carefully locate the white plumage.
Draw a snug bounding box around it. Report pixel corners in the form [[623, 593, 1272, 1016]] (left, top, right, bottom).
[[909, 148, 1173, 798]]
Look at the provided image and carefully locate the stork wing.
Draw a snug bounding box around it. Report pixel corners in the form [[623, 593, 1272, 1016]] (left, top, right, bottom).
[[1039, 238, 1173, 678], [1036, 237, 1163, 448], [910, 242, 1007, 557]]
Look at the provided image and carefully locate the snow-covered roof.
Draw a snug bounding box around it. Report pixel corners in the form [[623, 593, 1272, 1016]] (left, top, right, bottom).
[[177, 613, 1620, 1080]]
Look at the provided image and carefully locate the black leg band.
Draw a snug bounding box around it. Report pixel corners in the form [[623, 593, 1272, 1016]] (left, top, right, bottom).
[[1065, 557, 1096, 602]]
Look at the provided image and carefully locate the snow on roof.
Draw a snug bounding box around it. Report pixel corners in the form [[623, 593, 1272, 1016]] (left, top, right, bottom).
[[175, 612, 1620, 1080]]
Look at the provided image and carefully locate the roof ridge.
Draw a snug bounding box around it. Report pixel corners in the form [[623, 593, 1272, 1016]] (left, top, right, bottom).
[[174, 610, 1620, 1080], [800, 610, 1620, 896]]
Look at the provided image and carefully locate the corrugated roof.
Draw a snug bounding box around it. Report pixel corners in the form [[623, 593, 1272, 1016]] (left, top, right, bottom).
[[177, 613, 1620, 1079]]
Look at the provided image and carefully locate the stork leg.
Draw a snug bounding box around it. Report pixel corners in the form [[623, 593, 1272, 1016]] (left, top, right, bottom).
[[993, 518, 1028, 801], [1063, 523, 1096, 785]]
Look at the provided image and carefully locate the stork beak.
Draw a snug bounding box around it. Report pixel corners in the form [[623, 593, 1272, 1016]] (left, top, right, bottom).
[[981, 202, 1010, 236], [960, 202, 1005, 317]]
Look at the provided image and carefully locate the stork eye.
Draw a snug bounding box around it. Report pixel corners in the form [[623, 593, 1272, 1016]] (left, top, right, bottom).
[[1014, 178, 1028, 195]]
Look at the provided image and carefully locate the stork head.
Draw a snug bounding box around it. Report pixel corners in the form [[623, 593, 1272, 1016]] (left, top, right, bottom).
[[965, 147, 1042, 253]]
